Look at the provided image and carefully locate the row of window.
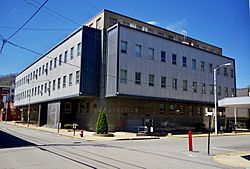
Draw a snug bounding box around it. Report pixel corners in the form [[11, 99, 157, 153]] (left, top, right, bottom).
[[120, 69, 234, 97], [120, 41, 234, 77], [107, 17, 220, 54], [16, 71, 80, 101], [16, 43, 81, 88]]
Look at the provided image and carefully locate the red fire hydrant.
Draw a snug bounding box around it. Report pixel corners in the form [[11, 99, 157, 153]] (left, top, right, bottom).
[[80, 130, 84, 137]]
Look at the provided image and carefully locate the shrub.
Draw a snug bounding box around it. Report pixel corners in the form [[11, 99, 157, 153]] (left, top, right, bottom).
[[64, 124, 73, 129], [96, 110, 108, 134]]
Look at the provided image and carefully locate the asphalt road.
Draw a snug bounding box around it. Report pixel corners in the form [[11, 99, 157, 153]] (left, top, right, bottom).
[[0, 122, 249, 169]]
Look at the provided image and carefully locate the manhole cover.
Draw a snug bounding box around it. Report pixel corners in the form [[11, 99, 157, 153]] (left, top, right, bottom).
[[241, 155, 250, 161]]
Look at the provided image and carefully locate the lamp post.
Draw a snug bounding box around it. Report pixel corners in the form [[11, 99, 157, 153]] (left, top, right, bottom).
[[214, 62, 231, 135], [27, 94, 31, 127]]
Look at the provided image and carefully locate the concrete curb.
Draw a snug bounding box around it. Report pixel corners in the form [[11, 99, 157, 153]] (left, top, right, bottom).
[[4, 122, 160, 141]]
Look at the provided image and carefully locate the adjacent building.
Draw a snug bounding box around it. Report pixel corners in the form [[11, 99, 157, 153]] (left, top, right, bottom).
[[14, 9, 236, 132]]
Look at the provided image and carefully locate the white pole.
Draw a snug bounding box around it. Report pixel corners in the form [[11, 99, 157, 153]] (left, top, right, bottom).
[[234, 107, 237, 125], [214, 69, 218, 135]]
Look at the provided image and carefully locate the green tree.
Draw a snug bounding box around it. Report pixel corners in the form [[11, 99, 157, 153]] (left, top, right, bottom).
[[96, 110, 108, 134]]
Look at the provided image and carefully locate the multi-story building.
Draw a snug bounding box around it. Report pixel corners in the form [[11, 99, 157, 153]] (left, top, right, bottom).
[[14, 9, 236, 132], [0, 84, 19, 121]]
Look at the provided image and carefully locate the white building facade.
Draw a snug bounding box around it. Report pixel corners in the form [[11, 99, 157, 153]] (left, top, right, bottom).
[[14, 10, 236, 132]]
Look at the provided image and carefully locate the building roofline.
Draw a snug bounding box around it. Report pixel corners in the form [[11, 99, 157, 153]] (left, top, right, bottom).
[[16, 27, 83, 78], [103, 9, 222, 50], [114, 23, 234, 61]]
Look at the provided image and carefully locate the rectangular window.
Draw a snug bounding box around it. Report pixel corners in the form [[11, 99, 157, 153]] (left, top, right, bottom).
[[192, 59, 196, 70], [135, 44, 141, 57], [77, 43, 81, 56], [135, 72, 141, 85], [183, 80, 188, 91], [121, 41, 127, 53], [202, 83, 206, 94], [216, 65, 220, 74], [201, 61, 205, 72], [69, 73, 73, 86], [120, 69, 127, 83], [172, 54, 177, 65], [41, 85, 43, 95], [161, 51, 166, 62], [161, 76, 166, 88], [231, 88, 235, 97], [70, 47, 74, 60], [57, 78, 61, 89], [42, 65, 45, 75], [38, 86, 40, 95], [63, 75, 66, 88], [54, 57, 57, 68], [192, 82, 197, 93], [35, 87, 37, 96], [64, 50, 68, 63], [45, 63, 48, 75], [160, 103, 165, 113], [224, 67, 228, 76], [230, 69, 234, 78], [52, 80, 56, 91], [59, 54, 62, 65], [45, 83, 47, 93], [149, 74, 154, 86], [218, 86, 221, 96], [182, 56, 187, 67], [209, 63, 213, 73], [96, 18, 101, 29], [50, 60, 52, 70], [76, 71, 80, 84], [39, 67, 41, 76], [48, 81, 51, 93], [225, 87, 228, 97], [209, 84, 214, 95], [172, 78, 177, 90], [149, 48, 154, 60]]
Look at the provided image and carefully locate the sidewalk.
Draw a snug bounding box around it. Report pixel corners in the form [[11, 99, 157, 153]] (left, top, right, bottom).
[[6, 121, 159, 141], [170, 131, 250, 138], [214, 152, 250, 168]]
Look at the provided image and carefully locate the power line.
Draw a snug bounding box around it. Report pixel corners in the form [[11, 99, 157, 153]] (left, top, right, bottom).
[[7, 0, 48, 40], [5, 39, 80, 68], [0, 26, 74, 31], [24, 0, 80, 27], [0, 0, 48, 54]]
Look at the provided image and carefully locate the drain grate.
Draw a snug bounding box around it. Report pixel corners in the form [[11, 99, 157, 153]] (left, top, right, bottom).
[[241, 155, 250, 161]]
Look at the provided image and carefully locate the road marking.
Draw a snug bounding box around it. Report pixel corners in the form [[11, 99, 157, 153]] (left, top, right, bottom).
[[212, 147, 236, 152]]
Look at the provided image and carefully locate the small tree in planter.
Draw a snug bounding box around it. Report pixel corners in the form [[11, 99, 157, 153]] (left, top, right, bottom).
[[96, 110, 108, 134]]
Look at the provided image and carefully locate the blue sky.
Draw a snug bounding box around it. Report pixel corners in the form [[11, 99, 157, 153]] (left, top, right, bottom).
[[0, 0, 249, 88]]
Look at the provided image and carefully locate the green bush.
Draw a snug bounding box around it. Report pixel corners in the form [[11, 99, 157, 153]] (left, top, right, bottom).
[[64, 124, 73, 129], [96, 110, 108, 134]]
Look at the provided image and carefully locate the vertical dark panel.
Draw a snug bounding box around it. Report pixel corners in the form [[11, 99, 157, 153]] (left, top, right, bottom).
[[80, 26, 101, 96]]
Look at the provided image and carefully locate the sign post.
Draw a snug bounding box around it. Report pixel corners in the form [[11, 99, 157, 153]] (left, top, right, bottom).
[[206, 111, 213, 155]]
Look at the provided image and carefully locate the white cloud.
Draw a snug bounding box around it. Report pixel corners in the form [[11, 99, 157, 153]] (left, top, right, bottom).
[[166, 19, 187, 33], [146, 21, 159, 26]]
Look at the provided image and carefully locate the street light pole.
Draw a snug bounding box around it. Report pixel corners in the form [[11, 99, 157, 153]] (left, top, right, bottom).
[[214, 62, 232, 135], [213, 69, 218, 135], [27, 94, 31, 127]]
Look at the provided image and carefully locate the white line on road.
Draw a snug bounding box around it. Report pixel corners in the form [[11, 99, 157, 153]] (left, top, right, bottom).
[[212, 147, 237, 152]]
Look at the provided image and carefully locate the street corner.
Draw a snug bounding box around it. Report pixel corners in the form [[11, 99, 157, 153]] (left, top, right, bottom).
[[213, 152, 250, 168]]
